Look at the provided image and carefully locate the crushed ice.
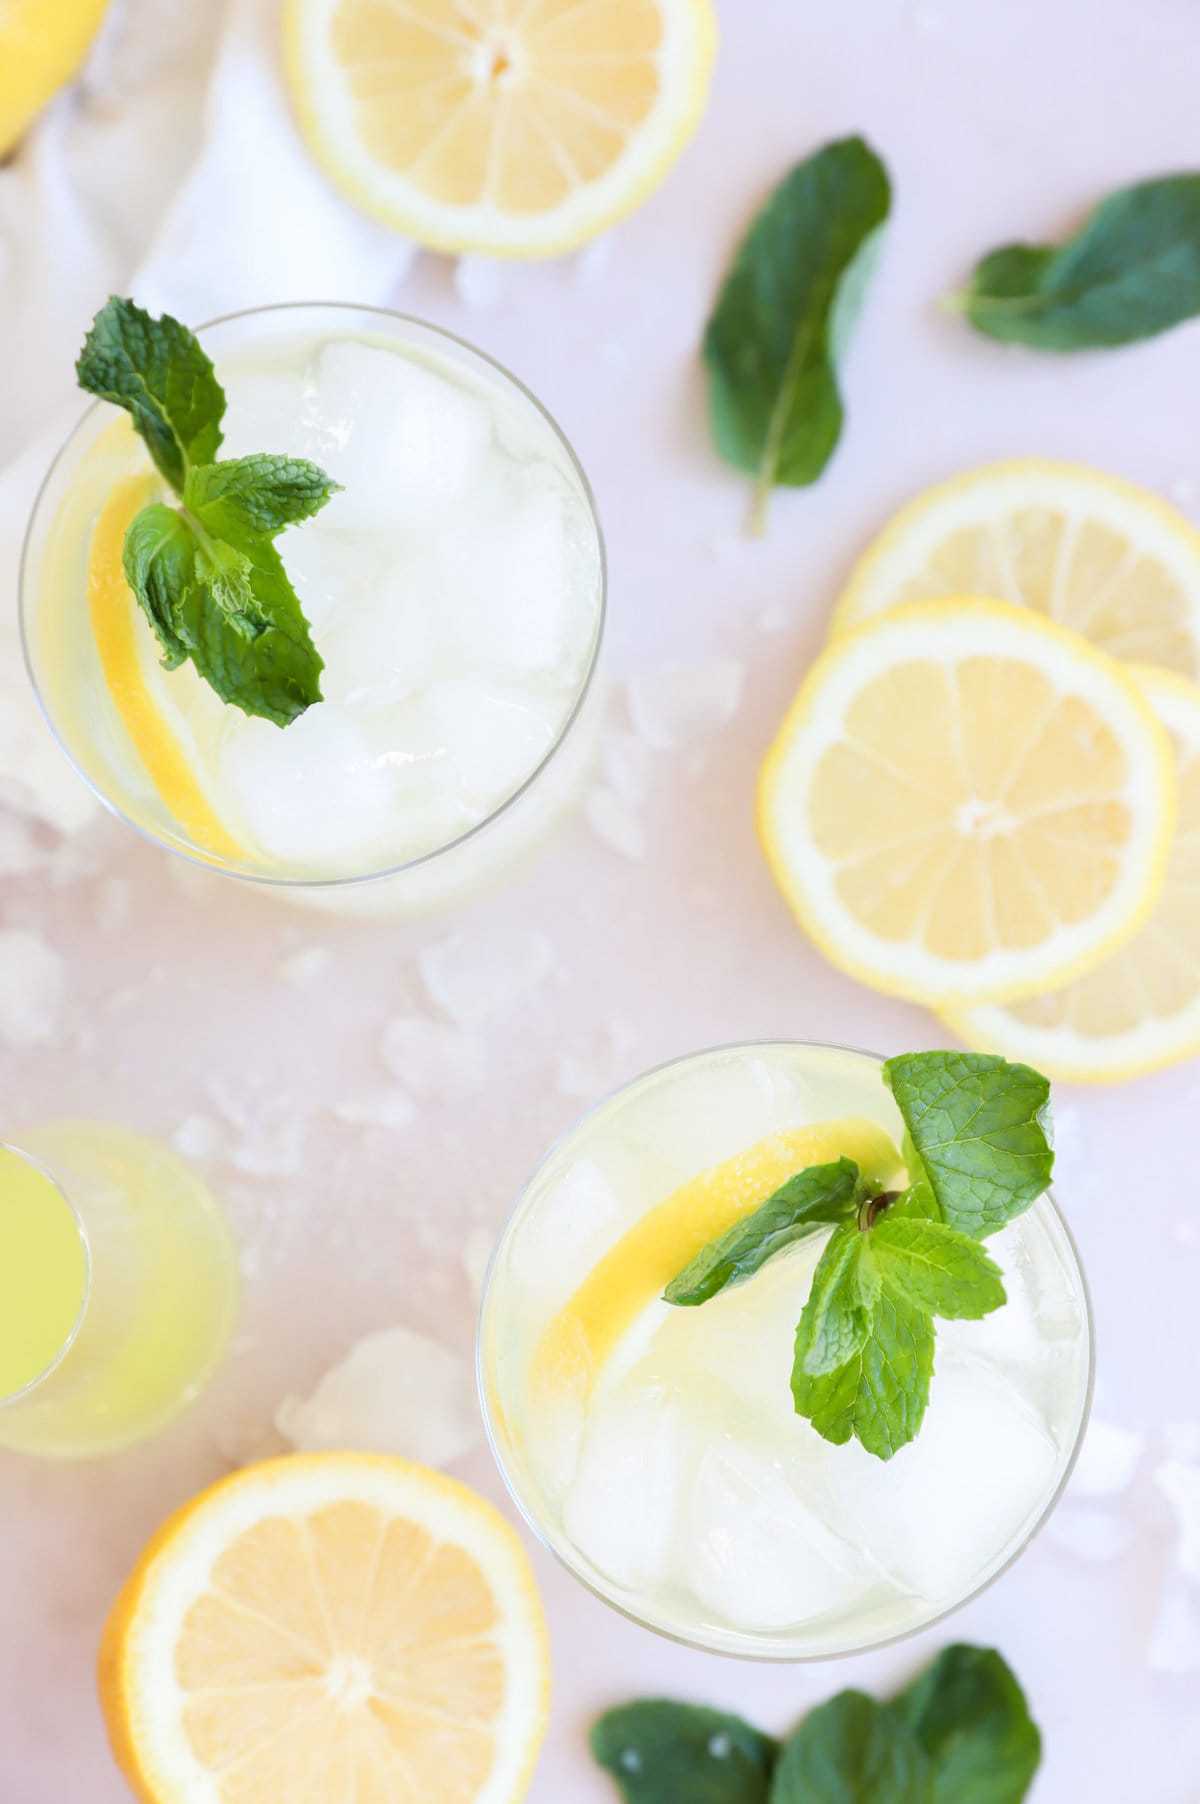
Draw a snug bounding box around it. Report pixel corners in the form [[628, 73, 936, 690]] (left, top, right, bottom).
[[332, 1088, 416, 1134], [1155, 1458, 1200, 1579], [275, 1326, 479, 1465], [1148, 1584, 1200, 1674], [586, 786, 646, 860], [627, 660, 744, 748], [380, 1013, 486, 1097], [419, 926, 554, 1027], [1071, 1417, 1143, 1498], [0, 928, 65, 1048], [1044, 1504, 1130, 1562], [555, 1018, 635, 1101], [278, 945, 329, 986]]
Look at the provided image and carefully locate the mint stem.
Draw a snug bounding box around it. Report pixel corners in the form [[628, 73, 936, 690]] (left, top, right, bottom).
[[858, 1191, 899, 1232]]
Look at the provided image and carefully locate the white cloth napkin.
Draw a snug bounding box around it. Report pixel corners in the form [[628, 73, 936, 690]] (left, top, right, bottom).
[[0, 0, 415, 846]]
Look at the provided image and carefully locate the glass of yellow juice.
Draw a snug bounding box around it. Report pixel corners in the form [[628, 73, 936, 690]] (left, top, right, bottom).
[[0, 1124, 240, 1458]]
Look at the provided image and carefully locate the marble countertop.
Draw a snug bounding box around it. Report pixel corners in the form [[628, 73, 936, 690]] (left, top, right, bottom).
[[2, 0, 1200, 1797]]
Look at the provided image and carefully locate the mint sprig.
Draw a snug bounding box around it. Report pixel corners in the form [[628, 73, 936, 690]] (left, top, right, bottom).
[[591, 1642, 1041, 1804], [664, 1051, 1053, 1461], [78, 297, 338, 726]]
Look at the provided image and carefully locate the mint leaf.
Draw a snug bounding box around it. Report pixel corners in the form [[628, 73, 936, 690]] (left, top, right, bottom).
[[792, 1282, 933, 1461], [703, 136, 891, 531], [793, 1223, 879, 1377], [892, 1646, 1040, 1804], [956, 172, 1200, 351], [665, 1159, 860, 1306], [883, 1052, 1053, 1239], [871, 1219, 1006, 1320], [177, 516, 324, 726], [77, 296, 224, 493], [591, 1701, 777, 1804], [885, 1178, 942, 1223], [122, 504, 196, 668], [770, 1691, 931, 1804], [185, 455, 341, 535]]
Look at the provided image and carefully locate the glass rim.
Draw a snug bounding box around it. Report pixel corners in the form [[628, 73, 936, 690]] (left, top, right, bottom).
[[19, 299, 608, 891], [476, 1036, 1097, 1664], [0, 1141, 93, 1410]]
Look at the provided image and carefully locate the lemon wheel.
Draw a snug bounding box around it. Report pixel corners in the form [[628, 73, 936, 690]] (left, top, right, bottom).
[[945, 666, 1200, 1081], [282, 0, 717, 256], [99, 1454, 550, 1804], [832, 460, 1200, 679], [759, 597, 1176, 1007]]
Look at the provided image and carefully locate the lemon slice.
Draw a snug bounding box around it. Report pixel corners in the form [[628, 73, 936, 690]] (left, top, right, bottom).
[[758, 597, 1176, 1007], [89, 476, 246, 865], [99, 1454, 550, 1804], [282, 0, 716, 256], [530, 1118, 903, 1404], [832, 460, 1200, 678], [0, 0, 110, 157], [945, 666, 1200, 1082]]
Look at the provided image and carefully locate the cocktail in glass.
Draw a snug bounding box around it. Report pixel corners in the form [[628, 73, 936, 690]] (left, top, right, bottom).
[[20, 303, 605, 914], [0, 1124, 239, 1457], [479, 1041, 1093, 1658]]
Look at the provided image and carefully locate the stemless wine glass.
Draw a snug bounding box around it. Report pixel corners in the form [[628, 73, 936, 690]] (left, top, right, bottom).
[[0, 1125, 239, 1458], [479, 1040, 1094, 1659], [20, 303, 606, 916]]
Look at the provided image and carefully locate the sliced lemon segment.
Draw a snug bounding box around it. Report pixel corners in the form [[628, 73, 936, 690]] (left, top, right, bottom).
[[945, 666, 1200, 1082], [0, 0, 110, 157], [99, 1454, 550, 1804], [88, 477, 245, 864], [530, 1118, 903, 1403], [832, 460, 1200, 679], [759, 598, 1176, 1007], [283, 0, 716, 256]]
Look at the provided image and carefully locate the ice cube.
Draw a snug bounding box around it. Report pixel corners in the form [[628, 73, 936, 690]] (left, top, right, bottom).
[[620, 1051, 807, 1183], [417, 675, 560, 808], [455, 254, 511, 312], [437, 465, 599, 676], [601, 727, 652, 809], [1155, 1458, 1200, 1579], [1071, 1418, 1143, 1499], [279, 523, 368, 635], [506, 1157, 626, 1303], [555, 1018, 635, 1102], [220, 365, 328, 464], [380, 1013, 485, 1098], [320, 556, 441, 710], [219, 704, 396, 871], [313, 340, 492, 531], [1148, 1584, 1200, 1674], [563, 1384, 696, 1592], [811, 1363, 1060, 1601], [173, 1114, 226, 1162], [0, 929, 65, 1048], [685, 1438, 868, 1630], [275, 1326, 478, 1465], [419, 926, 554, 1027], [627, 660, 744, 749], [277, 945, 329, 986], [586, 786, 646, 860], [461, 1226, 495, 1300]]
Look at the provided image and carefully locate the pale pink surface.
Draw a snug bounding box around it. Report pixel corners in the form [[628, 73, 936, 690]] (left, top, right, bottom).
[[3, 0, 1200, 1797]]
